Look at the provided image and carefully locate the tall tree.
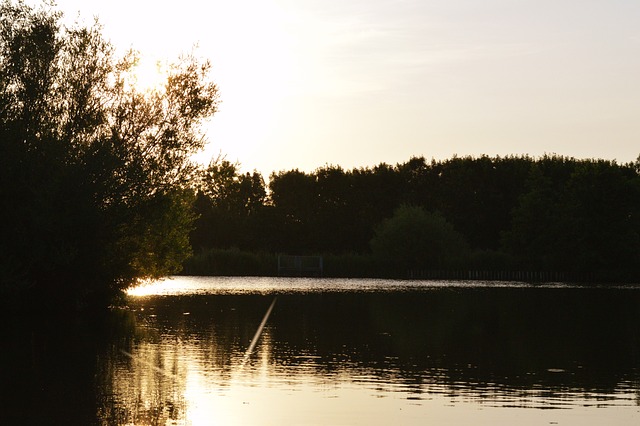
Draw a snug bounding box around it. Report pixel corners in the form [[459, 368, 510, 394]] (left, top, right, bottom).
[[502, 157, 640, 276], [191, 158, 268, 250], [268, 169, 318, 252], [0, 1, 219, 308]]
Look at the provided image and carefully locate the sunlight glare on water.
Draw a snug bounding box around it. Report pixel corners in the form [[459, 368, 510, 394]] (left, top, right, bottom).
[[126, 275, 580, 297]]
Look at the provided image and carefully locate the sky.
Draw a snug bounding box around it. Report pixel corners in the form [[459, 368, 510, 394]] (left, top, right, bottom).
[[39, 0, 640, 174]]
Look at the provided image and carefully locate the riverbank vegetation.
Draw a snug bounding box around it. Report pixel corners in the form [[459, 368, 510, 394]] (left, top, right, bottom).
[[189, 155, 640, 282]]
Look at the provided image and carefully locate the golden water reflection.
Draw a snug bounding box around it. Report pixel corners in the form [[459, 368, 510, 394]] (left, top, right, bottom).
[[107, 278, 640, 425], [108, 336, 639, 426]]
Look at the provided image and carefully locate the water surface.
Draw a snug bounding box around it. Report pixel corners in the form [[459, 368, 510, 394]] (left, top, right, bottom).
[[2, 276, 639, 425]]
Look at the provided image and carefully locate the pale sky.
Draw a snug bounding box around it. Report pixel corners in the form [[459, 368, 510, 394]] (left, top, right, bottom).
[[45, 0, 640, 174]]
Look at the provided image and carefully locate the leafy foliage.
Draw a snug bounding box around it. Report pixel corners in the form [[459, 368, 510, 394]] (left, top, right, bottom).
[[191, 157, 268, 250], [0, 1, 218, 308], [502, 157, 640, 275], [191, 154, 640, 280], [370, 205, 470, 270]]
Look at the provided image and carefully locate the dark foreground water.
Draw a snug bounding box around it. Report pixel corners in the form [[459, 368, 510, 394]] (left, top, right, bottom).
[[2, 277, 639, 425]]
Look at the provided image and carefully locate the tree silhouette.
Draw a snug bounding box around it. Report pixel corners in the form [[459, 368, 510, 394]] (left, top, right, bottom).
[[191, 157, 268, 251], [502, 157, 640, 277], [0, 1, 219, 309], [370, 205, 470, 270]]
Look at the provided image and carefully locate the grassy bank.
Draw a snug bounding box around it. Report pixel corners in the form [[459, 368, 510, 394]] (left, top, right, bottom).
[[182, 248, 640, 283], [183, 248, 278, 276], [182, 248, 390, 278]]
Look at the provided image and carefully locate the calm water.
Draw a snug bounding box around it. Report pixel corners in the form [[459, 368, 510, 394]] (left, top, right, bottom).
[[2, 277, 639, 425]]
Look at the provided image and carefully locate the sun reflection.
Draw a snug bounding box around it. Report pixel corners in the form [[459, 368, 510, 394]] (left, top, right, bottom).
[[184, 367, 231, 426], [126, 277, 191, 296]]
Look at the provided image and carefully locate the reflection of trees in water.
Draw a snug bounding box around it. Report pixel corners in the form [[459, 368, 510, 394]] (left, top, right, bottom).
[[0, 310, 139, 425], [100, 296, 280, 424], [269, 290, 640, 397], [265, 289, 640, 408], [103, 344, 188, 426], [112, 289, 640, 415], [43, 288, 634, 423]]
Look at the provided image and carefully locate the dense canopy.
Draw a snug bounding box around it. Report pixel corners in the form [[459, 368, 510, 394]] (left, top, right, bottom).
[[0, 0, 219, 309], [190, 155, 640, 281]]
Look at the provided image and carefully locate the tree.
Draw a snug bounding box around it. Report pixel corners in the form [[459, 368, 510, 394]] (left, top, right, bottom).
[[191, 157, 268, 250], [0, 1, 219, 308], [268, 169, 318, 252], [370, 205, 470, 271], [502, 157, 640, 277], [398, 155, 533, 251]]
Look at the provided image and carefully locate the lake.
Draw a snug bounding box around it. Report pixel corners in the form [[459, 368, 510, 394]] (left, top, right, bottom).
[[2, 276, 639, 425]]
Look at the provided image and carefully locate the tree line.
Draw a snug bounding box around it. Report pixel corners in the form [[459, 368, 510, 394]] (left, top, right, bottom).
[[189, 154, 640, 281]]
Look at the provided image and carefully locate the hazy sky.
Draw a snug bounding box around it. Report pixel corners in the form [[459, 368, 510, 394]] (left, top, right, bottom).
[[46, 0, 640, 174]]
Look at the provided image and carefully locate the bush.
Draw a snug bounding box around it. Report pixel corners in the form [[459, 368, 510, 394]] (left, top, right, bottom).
[[370, 205, 470, 270]]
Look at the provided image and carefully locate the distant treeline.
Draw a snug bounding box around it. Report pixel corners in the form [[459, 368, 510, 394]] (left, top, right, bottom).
[[189, 155, 640, 281]]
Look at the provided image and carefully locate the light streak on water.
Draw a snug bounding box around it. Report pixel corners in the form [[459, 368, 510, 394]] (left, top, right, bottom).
[[240, 297, 277, 369]]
